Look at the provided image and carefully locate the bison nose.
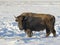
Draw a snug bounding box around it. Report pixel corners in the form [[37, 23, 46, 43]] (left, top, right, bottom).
[[15, 20, 18, 22]]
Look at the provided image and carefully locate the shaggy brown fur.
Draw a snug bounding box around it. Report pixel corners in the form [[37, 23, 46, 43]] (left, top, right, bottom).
[[15, 12, 56, 37]]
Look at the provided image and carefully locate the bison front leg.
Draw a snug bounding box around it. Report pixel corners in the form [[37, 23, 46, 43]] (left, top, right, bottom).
[[25, 29, 33, 37]]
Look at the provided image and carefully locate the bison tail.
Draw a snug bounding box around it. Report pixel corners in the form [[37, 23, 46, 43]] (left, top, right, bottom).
[[50, 16, 55, 26]]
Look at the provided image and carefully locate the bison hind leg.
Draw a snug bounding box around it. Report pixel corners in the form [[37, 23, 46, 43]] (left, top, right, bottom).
[[51, 29, 56, 37], [46, 28, 51, 37]]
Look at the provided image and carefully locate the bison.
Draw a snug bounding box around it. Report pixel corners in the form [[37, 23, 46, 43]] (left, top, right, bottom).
[[15, 12, 56, 37]]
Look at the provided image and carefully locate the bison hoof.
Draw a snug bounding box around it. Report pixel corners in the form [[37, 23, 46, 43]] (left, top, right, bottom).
[[53, 35, 56, 37], [28, 35, 32, 37]]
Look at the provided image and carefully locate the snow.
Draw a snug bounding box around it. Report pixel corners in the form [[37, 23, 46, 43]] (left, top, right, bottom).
[[0, 0, 60, 45]]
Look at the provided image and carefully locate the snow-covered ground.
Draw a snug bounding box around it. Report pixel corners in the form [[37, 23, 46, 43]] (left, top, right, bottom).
[[1, 15, 60, 45], [0, 0, 60, 45]]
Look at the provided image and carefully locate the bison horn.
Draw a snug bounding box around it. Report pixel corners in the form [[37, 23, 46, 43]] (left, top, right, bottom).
[[14, 16, 17, 18]]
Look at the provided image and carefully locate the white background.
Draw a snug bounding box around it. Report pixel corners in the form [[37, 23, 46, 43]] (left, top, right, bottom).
[[0, 0, 60, 17]]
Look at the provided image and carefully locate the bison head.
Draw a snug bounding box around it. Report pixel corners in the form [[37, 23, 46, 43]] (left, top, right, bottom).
[[15, 15, 24, 30], [15, 15, 28, 30]]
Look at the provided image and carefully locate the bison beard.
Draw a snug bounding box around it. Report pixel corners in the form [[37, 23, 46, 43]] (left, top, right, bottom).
[[22, 16, 56, 37]]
